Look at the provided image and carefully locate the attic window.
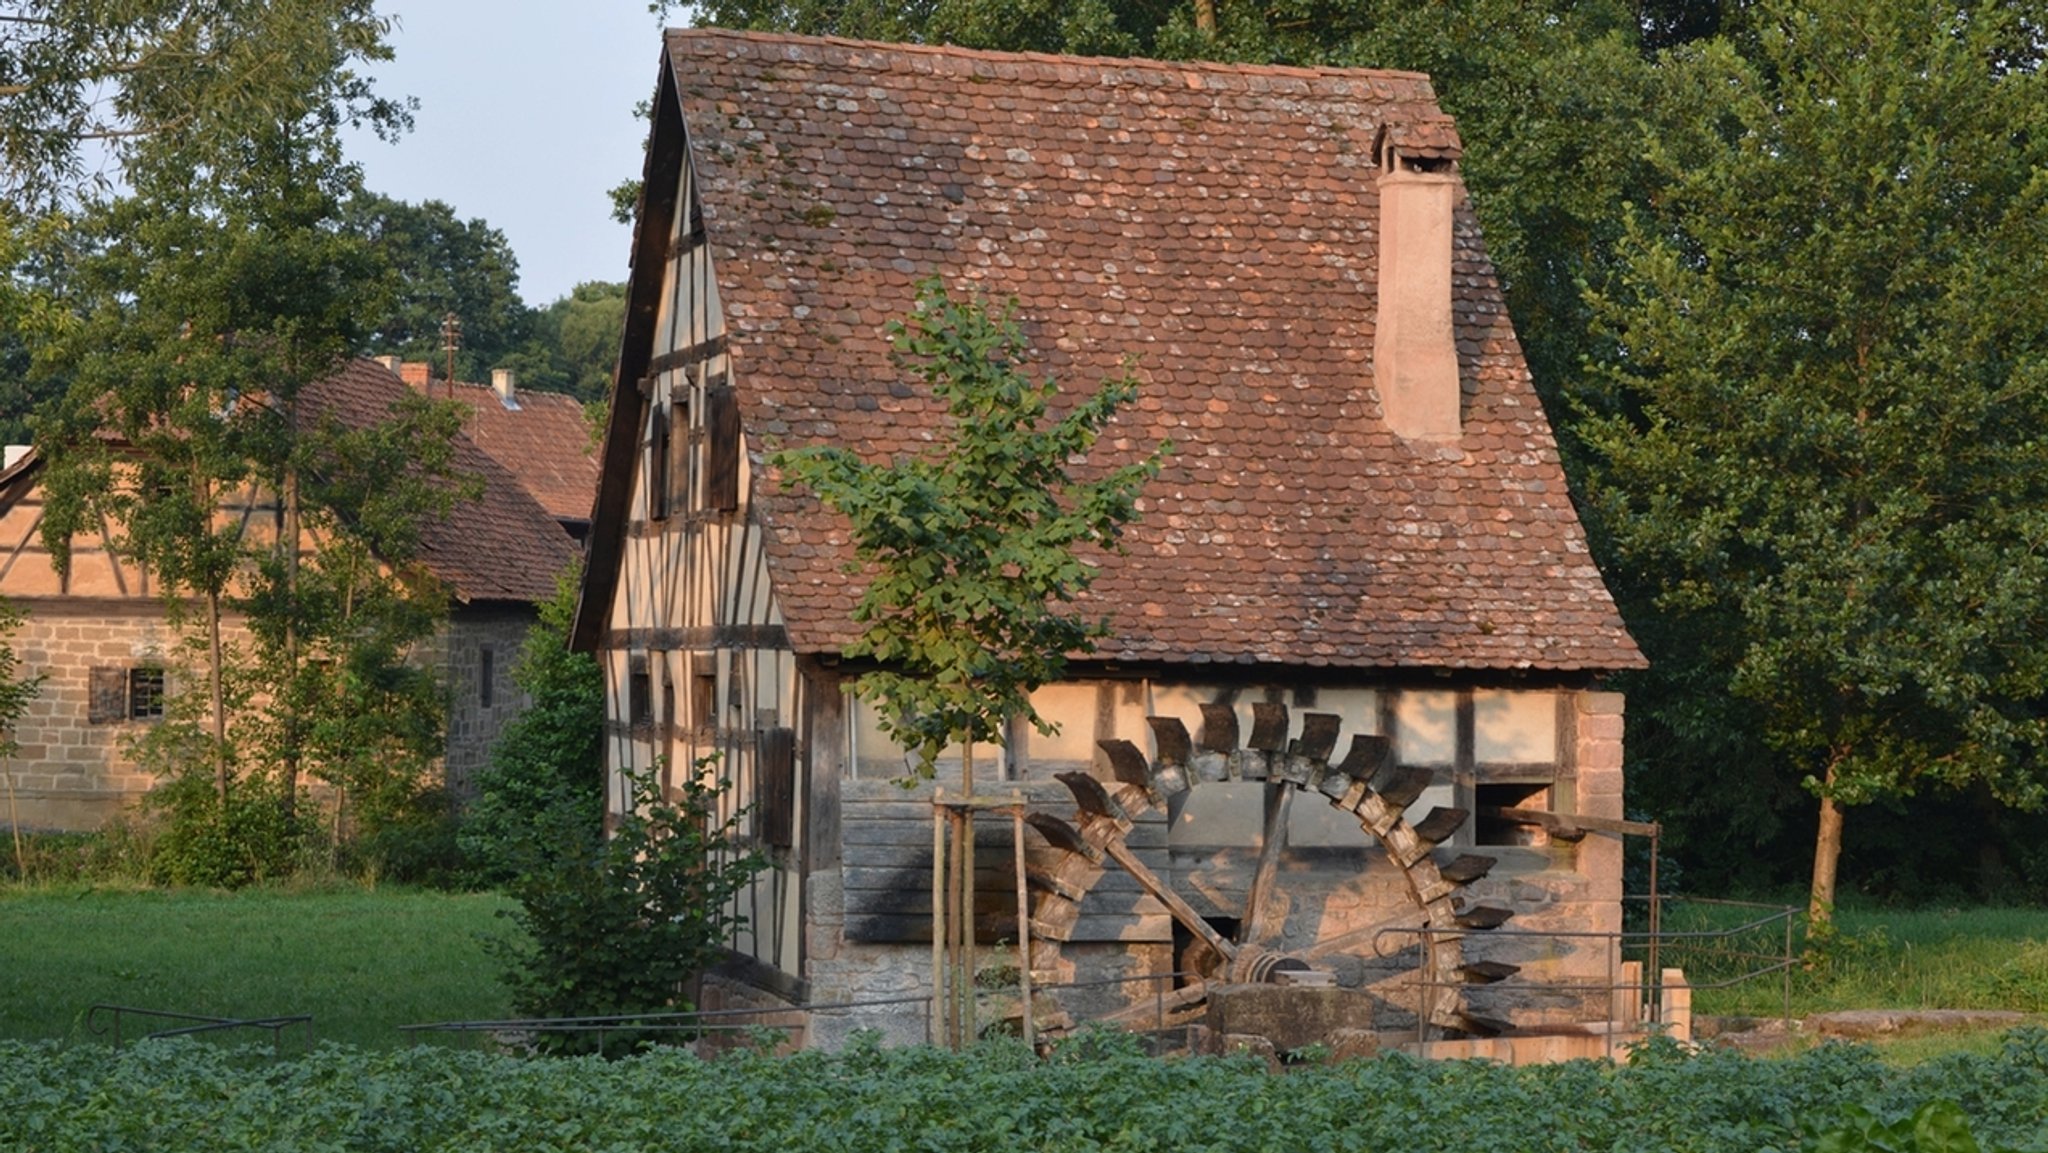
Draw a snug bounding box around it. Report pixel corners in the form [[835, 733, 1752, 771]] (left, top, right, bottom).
[[668, 388, 691, 515]]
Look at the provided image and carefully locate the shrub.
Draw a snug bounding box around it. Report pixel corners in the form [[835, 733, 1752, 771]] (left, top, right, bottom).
[[458, 574, 603, 885], [489, 758, 763, 1053]]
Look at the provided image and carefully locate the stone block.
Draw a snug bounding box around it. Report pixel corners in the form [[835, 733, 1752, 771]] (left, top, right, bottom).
[[1578, 714, 1625, 741], [1204, 985, 1381, 1054], [1576, 738, 1624, 771], [1577, 691, 1625, 719]]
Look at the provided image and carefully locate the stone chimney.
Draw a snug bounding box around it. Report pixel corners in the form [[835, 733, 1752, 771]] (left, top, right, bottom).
[[374, 354, 402, 375], [399, 361, 431, 390], [1373, 118, 1464, 442], [491, 368, 518, 407]]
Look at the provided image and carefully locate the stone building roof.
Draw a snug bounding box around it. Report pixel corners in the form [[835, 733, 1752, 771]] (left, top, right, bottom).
[[305, 360, 578, 604], [585, 30, 1643, 673], [441, 381, 597, 531]]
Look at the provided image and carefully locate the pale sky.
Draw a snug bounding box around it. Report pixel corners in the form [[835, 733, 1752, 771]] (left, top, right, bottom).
[[344, 2, 677, 307]]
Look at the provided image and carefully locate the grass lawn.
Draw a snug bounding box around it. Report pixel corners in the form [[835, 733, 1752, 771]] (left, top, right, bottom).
[[3, 883, 2042, 1065], [1672, 901, 2048, 1019], [0, 884, 519, 1049]]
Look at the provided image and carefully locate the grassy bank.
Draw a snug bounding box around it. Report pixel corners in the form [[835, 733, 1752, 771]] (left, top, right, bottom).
[[0, 885, 518, 1048]]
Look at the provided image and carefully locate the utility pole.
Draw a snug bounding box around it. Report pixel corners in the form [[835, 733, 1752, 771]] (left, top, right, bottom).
[[440, 312, 462, 400]]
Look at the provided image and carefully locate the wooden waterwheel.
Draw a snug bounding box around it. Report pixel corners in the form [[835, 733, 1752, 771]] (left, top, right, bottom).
[[1023, 701, 1521, 1040]]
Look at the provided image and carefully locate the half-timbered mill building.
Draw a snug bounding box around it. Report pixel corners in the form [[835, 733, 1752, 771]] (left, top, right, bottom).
[[0, 359, 584, 829], [574, 29, 1648, 1056]]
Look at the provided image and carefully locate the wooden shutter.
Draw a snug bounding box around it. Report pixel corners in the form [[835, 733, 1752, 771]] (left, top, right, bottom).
[[648, 403, 671, 521], [757, 726, 795, 849], [668, 390, 691, 514], [704, 385, 741, 512], [88, 667, 127, 724]]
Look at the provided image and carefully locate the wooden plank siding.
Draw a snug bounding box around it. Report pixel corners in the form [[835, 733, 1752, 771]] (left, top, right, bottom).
[[599, 134, 805, 979], [839, 779, 1171, 944]]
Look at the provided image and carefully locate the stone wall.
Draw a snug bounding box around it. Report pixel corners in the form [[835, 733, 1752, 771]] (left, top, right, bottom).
[[436, 604, 539, 803], [4, 604, 196, 830], [1, 600, 543, 831]]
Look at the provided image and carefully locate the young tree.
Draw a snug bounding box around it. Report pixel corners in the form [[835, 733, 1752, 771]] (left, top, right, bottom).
[[772, 278, 1166, 780], [491, 760, 762, 1052], [1578, 0, 2048, 925]]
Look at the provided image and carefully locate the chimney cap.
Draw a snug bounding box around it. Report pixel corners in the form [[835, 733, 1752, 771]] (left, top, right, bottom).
[[1374, 117, 1463, 172]]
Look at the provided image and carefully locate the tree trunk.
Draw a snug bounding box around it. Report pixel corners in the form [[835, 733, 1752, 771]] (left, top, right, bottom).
[[279, 449, 301, 823], [1193, 0, 1216, 34], [207, 587, 228, 803], [1808, 758, 1846, 928]]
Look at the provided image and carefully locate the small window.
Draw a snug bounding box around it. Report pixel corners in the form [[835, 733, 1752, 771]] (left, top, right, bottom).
[[90, 666, 164, 724], [1475, 782, 1552, 847], [757, 727, 795, 849], [478, 647, 495, 709], [668, 386, 691, 514], [704, 384, 740, 512], [127, 668, 165, 721], [629, 656, 653, 726], [692, 667, 718, 731]]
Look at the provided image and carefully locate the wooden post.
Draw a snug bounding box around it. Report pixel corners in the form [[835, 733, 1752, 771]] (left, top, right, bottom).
[[961, 742, 975, 1046], [931, 789, 947, 1047], [1011, 795, 1033, 1050], [949, 805, 969, 1047]]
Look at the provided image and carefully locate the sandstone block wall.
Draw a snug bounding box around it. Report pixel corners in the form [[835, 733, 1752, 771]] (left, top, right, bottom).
[[2, 602, 544, 831], [4, 607, 195, 830]]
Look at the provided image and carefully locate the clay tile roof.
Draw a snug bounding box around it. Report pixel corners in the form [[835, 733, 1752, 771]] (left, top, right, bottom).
[[308, 360, 578, 604], [442, 381, 599, 528], [611, 30, 1640, 672]]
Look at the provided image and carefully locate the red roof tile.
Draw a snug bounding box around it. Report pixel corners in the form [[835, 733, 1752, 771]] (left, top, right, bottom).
[[598, 31, 1641, 672], [308, 360, 578, 604], [441, 381, 598, 528]]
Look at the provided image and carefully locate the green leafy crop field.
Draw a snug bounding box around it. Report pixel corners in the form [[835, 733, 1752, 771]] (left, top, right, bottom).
[[2, 1031, 2046, 1152]]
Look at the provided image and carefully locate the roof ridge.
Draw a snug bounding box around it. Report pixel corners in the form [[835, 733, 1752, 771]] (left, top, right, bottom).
[[666, 26, 1436, 89]]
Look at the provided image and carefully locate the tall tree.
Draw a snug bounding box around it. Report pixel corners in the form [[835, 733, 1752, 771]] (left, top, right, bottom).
[[19, 1, 470, 873], [0, 0, 410, 207], [341, 192, 533, 382], [1579, 0, 2048, 925], [0, 596, 47, 876]]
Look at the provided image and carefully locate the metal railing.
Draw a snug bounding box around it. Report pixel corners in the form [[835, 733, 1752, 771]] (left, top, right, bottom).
[[86, 1004, 312, 1053], [400, 899, 1800, 1059], [1372, 894, 1800, 1059]]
